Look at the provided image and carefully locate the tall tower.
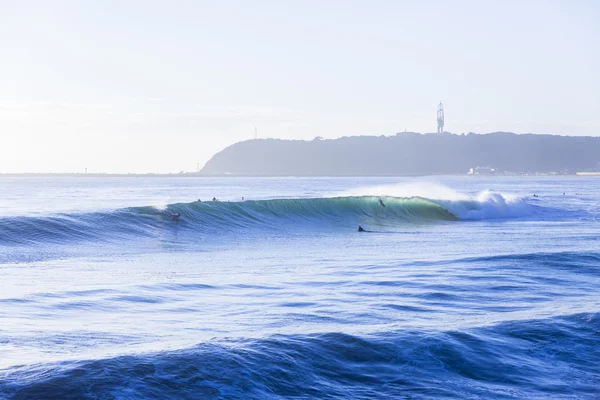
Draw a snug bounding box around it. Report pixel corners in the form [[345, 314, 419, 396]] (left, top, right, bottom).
[[437, 101, 444, 133]]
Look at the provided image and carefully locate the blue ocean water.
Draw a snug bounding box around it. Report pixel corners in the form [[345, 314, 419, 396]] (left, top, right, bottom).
[[0, 176, 598, 399]]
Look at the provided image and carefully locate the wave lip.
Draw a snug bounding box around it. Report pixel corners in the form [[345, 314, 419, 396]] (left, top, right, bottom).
[[166, 195, 458, 223]]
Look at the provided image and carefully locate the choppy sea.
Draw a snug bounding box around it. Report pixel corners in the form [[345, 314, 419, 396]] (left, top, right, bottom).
[[0, 176, 598, 399]]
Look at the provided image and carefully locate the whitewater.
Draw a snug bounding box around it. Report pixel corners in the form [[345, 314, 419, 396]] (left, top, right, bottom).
[[0, 176, 598, 399]]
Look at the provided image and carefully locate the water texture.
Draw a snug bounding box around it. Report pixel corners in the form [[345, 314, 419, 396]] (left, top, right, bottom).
[[0, 176, 598, 399]]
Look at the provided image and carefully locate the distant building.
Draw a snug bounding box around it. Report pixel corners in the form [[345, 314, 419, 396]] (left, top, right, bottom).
[[468, 166, 496, 175], [575, 161, 600, 175], [437, 101, 444, 133]]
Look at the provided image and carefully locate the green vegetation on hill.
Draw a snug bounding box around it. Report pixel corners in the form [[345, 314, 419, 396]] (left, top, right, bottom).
[[201, 132, 600, 176]]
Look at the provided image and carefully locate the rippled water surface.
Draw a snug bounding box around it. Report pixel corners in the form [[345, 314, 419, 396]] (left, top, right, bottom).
[[0, 176, 598, 399]]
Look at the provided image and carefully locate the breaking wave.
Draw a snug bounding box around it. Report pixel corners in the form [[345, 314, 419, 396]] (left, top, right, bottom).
[[0, 193, 539, 246]]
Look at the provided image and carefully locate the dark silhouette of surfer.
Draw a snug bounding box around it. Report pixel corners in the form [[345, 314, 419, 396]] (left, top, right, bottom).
[[379, 199, 386, 207], [164, 211, 180, 220], [358, 225, 365, 232]]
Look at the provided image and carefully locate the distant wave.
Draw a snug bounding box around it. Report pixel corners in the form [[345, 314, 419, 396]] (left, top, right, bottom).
[[0, 194, 541, 246], [1, 312, 598, 399]]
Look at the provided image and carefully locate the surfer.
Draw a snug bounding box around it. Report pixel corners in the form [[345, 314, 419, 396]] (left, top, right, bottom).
[[358, 225, 365, 232], [164, 210, 180, 220], [379, 198, 386, 207], [212, 197, 217, 201]]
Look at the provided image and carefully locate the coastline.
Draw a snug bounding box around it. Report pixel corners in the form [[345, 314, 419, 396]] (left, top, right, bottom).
[[0, 172, 589, 178]]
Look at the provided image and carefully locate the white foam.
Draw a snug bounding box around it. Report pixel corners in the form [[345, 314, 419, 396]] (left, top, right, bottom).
[[439, 190, 533, 220], [151, 196, 171, 211]]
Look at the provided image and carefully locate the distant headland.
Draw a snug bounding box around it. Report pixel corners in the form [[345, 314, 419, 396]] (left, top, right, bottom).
[[200, 132, 600, 177], [2, 132, 599, 177]]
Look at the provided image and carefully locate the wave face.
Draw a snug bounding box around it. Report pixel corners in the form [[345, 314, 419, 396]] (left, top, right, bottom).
[[0, 193, 542, 246], [1, 313, 598, 399]]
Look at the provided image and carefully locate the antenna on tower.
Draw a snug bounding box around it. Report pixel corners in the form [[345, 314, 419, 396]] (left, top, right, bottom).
[[437, 101, 445, 133], [254, 126, 258, 140]]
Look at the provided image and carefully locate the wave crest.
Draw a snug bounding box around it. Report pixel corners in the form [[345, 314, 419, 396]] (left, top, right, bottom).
[[0, 194, 538, 246]]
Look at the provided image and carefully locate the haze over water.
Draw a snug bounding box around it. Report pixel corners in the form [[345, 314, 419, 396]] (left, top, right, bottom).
[[0, 176, 598, 399]]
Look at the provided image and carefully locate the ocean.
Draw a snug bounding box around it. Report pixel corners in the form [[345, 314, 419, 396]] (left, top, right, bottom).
[[0, 176, 598, 399]]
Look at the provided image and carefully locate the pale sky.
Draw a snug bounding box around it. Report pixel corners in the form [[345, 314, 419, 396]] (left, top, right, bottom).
[[1, 0, 598, 173]]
